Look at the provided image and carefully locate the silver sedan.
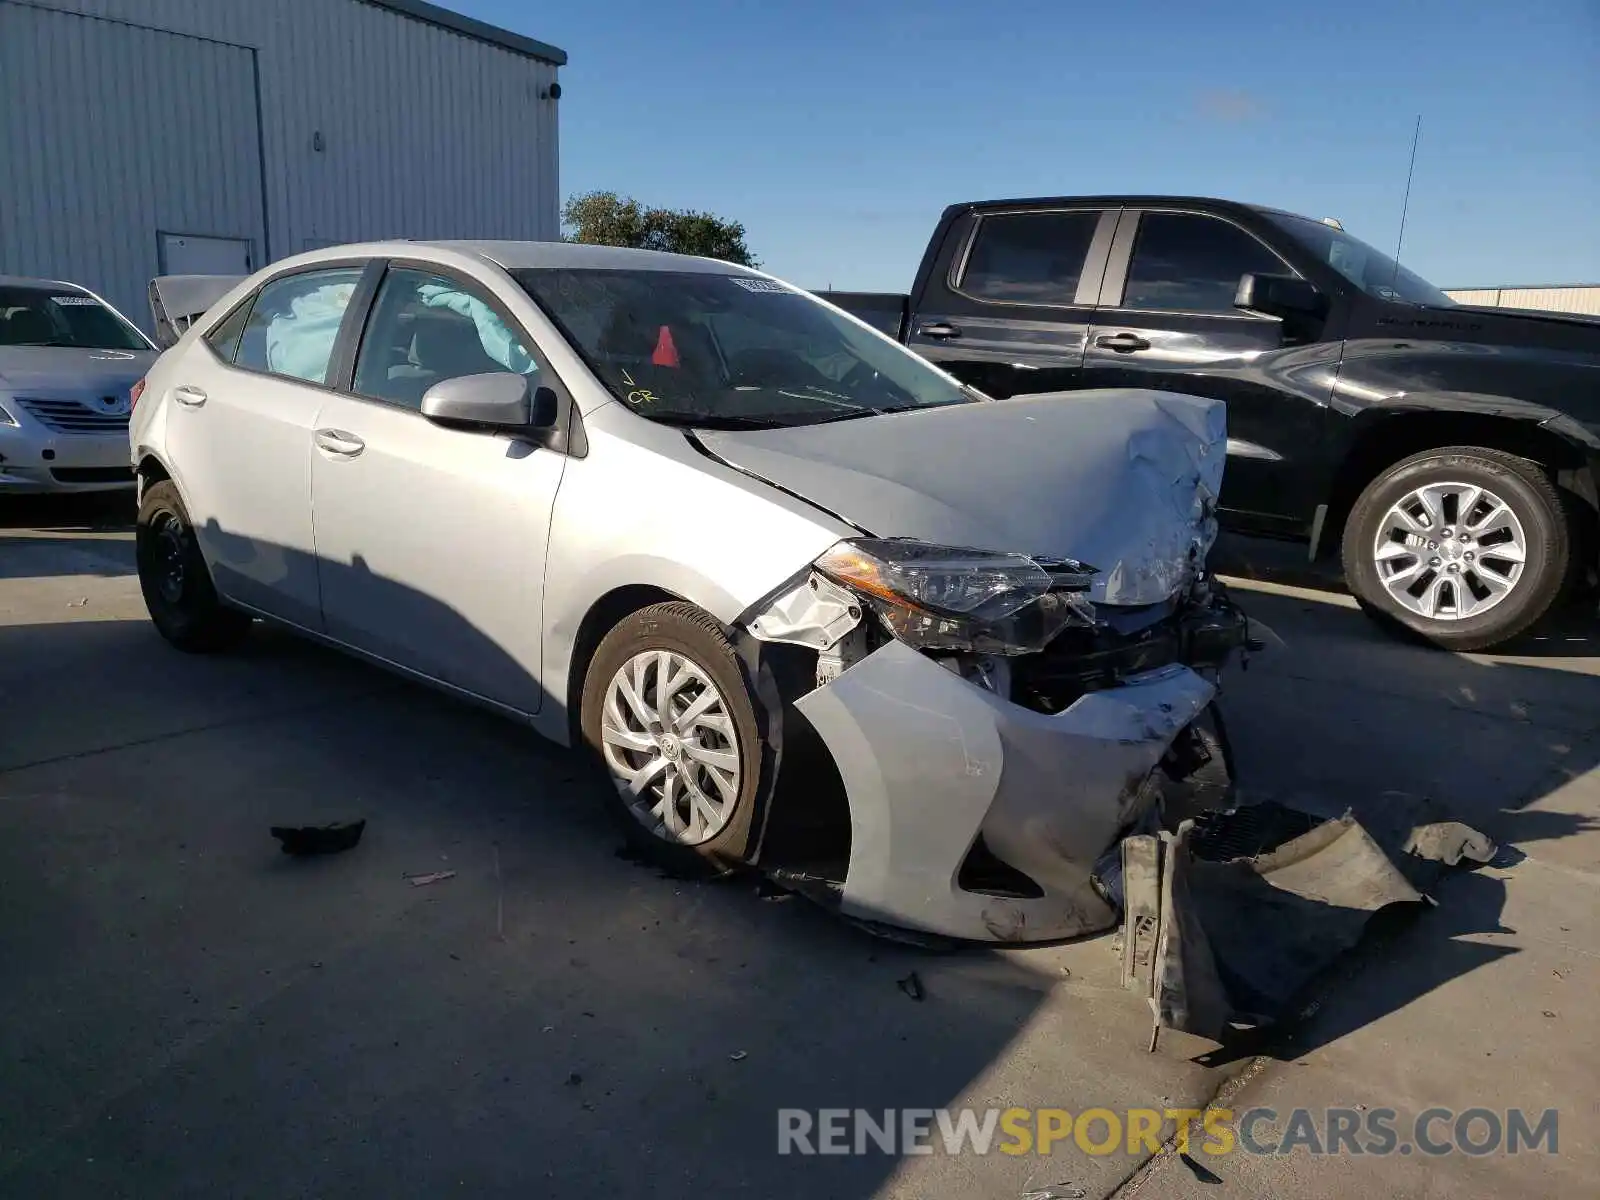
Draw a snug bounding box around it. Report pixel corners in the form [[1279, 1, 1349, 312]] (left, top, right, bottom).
[[0, 276, 156, 493], [129, 240, 1249, 944]]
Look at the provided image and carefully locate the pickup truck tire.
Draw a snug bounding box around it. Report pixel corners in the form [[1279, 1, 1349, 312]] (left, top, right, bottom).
[[135, 480, 252, 653], [579, 602, 769, 877], [1342, 447, 1569, 651]]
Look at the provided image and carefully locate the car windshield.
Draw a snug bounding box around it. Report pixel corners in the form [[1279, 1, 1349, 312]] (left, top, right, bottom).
[[513, 268, 975, 428], [0, 286, 151, 350], [1263, 213, 1456, 308]]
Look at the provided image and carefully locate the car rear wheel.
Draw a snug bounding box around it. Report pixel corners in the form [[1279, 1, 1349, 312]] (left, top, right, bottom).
[[136, 480, 251, 653], [579, 602, 769, 876], [1342, 447, 1570, 651]]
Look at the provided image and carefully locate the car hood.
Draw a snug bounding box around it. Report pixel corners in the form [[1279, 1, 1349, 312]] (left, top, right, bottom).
[[694, 389, 1227, 606], [0, 346, 157, 394]]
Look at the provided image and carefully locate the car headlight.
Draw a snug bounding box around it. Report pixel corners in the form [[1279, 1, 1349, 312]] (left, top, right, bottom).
[[0, 398, 17, 427], [814, 537, 1096, 655]]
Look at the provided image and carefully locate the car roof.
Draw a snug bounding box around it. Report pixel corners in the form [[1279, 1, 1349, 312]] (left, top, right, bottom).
[[943, 195, 1307, 220], [0, 275, 94, 291], [279, 240, 759, 275]]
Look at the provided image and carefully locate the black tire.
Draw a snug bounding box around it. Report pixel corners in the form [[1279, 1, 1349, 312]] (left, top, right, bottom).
[[136, 480, 251, 653], [1342, 446, 1569, 651], [579, 602, 772, 876]]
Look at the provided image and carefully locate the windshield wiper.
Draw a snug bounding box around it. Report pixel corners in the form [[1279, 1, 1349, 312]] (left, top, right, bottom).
[[10, 339, 80, 348], [644, 411, 786, 430]]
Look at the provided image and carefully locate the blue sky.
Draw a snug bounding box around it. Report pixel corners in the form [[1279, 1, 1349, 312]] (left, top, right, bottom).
[[458, 0, 1598, 292]]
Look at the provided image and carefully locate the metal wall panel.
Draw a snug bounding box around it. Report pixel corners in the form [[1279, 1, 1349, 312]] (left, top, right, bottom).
[[0, 2, 265, 324], [1445, 286, 1600, 317], [1, 0, 560, 327]]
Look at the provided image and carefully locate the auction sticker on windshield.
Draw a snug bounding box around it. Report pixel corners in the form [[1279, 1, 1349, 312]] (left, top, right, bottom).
[[729, 278, 792, 293]]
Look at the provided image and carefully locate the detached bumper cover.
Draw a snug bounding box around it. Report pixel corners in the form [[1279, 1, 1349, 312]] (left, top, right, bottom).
[[794, 639, 1215, 943]]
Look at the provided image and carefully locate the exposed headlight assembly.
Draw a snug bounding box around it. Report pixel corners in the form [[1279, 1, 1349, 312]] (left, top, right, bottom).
[[814, 537, 1096, 655]]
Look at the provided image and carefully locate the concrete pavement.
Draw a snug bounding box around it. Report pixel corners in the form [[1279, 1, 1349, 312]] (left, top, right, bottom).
[[2, 497, 1596, 1198]]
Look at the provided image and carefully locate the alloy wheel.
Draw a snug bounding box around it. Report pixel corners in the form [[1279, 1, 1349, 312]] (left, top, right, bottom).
[[600, 649, 742, 846], [1372, 480, 1527, 621]]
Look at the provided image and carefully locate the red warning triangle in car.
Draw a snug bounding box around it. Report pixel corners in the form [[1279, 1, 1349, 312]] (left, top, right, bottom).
[[651, 324, 680, 367]]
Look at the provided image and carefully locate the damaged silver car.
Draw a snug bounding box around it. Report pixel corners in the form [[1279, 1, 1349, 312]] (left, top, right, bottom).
[[131, 240, 1251, 943]]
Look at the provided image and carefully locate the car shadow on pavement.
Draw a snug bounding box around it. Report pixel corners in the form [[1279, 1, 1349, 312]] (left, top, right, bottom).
[[3, 526, 1596, 1197], [1212, 532, 1599, 659], [0, 534, 135, 579], [0, 572, 1081, 1199], [0, 491, 133, 531], [1189, 576, 1600, 1067]]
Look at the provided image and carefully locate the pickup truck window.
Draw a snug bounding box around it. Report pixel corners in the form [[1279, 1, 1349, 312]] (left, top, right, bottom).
[[1120, 212, 1291, 314], [515, 268, 974, 429], [957, 211, 1100, 306], [1263, 212, 1456, 307]]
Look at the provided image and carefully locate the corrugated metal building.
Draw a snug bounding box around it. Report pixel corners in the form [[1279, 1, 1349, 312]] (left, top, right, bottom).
[[0, 0, 565, 330], [1444, 284, 1600, 317]]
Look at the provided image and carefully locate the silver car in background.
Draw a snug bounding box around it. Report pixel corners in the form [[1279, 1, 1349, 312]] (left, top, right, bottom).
[[130, 240, 1250, 944], [0, 276, 156, 492]]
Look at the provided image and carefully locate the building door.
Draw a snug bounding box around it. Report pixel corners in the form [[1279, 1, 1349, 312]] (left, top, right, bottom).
[[159, 234, 254, 277]]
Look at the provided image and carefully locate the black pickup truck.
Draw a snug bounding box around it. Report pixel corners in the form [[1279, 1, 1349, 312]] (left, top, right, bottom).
[[821, 196, 1599, 651]]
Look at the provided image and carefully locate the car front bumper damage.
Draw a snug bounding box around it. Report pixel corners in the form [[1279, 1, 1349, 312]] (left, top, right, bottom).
[[793, 639, 1218, 943]]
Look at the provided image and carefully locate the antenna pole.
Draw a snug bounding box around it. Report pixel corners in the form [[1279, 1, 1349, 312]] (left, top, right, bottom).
[[1392, 115, 1422, 291]]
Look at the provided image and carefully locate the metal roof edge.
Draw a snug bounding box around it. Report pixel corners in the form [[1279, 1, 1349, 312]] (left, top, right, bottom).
[[362, 0, 567, 65], [1444, 283, 1600, 292]]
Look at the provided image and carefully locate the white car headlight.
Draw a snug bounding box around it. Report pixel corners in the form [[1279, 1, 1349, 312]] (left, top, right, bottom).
[[814, 537, 1096, 655], [0, 397, 18, 427]]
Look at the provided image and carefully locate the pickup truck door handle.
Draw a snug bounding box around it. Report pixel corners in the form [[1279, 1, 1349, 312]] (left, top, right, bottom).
[[915, 321, 963, 340], [314, 428, 365, 459], [1094, 332, 1152, 353], [172, 385, 207, 408]]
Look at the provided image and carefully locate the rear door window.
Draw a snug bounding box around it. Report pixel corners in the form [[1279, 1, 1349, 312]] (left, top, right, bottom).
[[234, 268, 364, 385], [204, 299, 254, 363], [957, 211, 1102, 306], [1119, 212, 1291, 314]]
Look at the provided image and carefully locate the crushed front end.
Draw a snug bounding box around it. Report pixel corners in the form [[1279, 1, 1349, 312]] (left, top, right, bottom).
[[744, 549, 1253, 944]]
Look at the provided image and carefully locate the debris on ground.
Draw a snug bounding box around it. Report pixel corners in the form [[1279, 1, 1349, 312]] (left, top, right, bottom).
[[729, 1050, 748, 1062], [270, 819, 366, 856], [1022, 1185, 1086, 1200], [1178, 1151, 1222, 1183], [897, 971, 925, 1002], [1102, 796, 1496, 1043], [405, 870, 457, 887], [1404, 821, 1497, 866]]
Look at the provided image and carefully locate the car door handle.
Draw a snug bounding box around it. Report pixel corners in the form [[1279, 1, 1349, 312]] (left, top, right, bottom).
[[915, 321, 963, 340], [314, 428, 365, 458], [172, 385, 208, 408], [1094, 332, 1152, 353]]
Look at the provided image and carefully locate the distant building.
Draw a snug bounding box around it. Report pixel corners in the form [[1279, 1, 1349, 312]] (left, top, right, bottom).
[[1444, 284, 1600, 317], [0, 0, 565, 330]]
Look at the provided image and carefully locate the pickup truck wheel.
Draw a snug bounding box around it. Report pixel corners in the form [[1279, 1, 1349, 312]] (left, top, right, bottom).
[[135, 481, 252, 653], [1342, 447, 1569, 651], [579, 602, 769, 877]]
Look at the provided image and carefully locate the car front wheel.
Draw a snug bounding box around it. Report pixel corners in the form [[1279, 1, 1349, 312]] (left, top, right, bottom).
[[1342, 446, 1570, 651], [136, 480, 252, 653], [579, 602, 771, 875]]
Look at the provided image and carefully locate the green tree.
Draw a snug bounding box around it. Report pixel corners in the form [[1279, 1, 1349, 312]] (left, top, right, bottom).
[[561, 191, 758, 267]]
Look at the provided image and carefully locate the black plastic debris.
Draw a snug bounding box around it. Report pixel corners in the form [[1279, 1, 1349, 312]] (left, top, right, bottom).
[[1118, 797, 1495, 1042], [270, 819, 366, 857], [897, 971, 925, 1002]]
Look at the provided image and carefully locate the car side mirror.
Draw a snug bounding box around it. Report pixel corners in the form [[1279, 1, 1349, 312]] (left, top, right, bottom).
[[420, 372, 557, 434], [1234, 272, 1327, 321]]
